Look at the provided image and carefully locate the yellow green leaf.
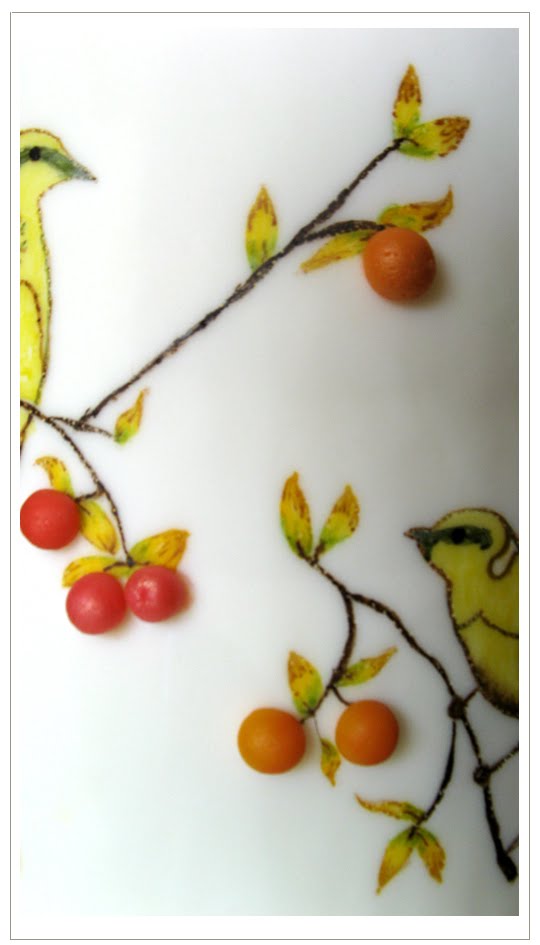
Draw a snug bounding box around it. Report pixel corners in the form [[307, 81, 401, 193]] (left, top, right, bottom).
[[317, 485, 360, 555], [378, 188, 453, 233], [245, 185, 278, 271], [356, 795, 423, 824], [114, 389, 148, 444], [393, 64, 422, 136], [130, 529, 189, 569], [106, 562, 140, 579], [62, 555, 117, 587], [288, 651, 324, 716], [337, 647, 397, 687], [413, 828, 445, 883], [320, 738, 341, 786], [78, 499, 120, 554], [280, 473, 313, 557], [400, 117, 470, 160], [300, 229, 377, 273], [35, 456, 74, 496], [377, 829, 415, 894]]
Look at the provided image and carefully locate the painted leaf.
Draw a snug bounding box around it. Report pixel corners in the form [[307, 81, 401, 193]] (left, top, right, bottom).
[[356, 795, 423, 824], [400, 118, 470, 160], [114, 389, 148, 444], [288, 651, 324, 716], [300, 229, 377, 273], [78, 499, 120, 554], [393, 64, 422, 136], [245, 186, 278, 271], [320, 738, 341, 786], [413, 828, 445, 883], [317, 485, 360, 555], [62, 555, 117, 587], [377, 829, 415, 894], [378, 188, 453, 233], [35, 456, 74, 496], [130, 529, 189, 569], [280, 473, 313, 558], [337, 647, 397, 687]]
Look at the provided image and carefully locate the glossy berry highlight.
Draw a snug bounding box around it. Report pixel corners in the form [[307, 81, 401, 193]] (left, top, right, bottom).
[[363, 227, 436, 302], [238, 707, 306, 774], [66, 572, 127, 634], [20, 488, 80, 549], [335, 699, 399, 765], [125, 565, 191, 622]]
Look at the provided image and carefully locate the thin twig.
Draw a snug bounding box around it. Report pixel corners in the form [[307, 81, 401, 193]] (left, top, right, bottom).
[[418, 722, 457, 824], [49, 414, 113, 438]]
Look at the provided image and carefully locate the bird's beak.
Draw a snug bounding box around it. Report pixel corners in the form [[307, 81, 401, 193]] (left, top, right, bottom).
[[405, 527, 435, 561], [66, 157, 96, 181], [43, 148, 96, 181]]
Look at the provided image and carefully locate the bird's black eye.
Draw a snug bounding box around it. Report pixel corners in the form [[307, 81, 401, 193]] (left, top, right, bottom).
[[451, 527, 466, 545], [29, 146, 41, 161]]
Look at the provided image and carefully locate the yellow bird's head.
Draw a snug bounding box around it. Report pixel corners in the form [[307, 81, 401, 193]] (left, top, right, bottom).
[[405, 508, 518, 584], [20, 129, 94, 204]]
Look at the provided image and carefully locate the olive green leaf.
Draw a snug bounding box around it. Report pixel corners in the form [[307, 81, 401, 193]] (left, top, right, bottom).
[[78, 499, 120, 554], [316, 485, 360, 556], [393, 64, 422, 137], [355, 795, 424, 824], [114, 389, 148, 444], [35, 456, 74, 496], [399, 118, 470, 160], [337, 647, 397, 687], [378, 188, 453, 233], [377, 829, 415, 893], [280, 473, 313, 558], [130, 529, 189, 569], [246, 186, 278, 271], [300, 228, 378, 273], [62, 555, 118, 587], [288, 651, 324, 716], [413, 828, 445, 884], [320, 738, 341, 786]]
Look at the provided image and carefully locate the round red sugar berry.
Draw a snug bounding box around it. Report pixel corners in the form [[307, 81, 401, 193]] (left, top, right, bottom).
[[66, 572, 127, 634], [125, 565, 191, 622], [20, 488, 80, 549], [363, 227, 436, 302]]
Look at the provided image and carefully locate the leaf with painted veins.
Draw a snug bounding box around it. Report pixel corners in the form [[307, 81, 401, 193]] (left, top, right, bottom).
[[280, 473, 313, 557], [413, 828, 445, 883], [317, 485, 360, 555], [393, 64, 422, 136], [300, 228, 378, 273], [130, 529, 189, 570], [378, 188, 453, 232], [320, 738, 341, 786], [377, 829, 415, 893], [246, 186, 278, 271], [114, 389, 148, 444], [35, 456, 74, 496], [288, 651, 324, 716], [78, 499, 120, 554], [337, 647, 397, 687], [400, 118, 470, 160], [355, 795, 423, 823], [62, 555, 117, 587]]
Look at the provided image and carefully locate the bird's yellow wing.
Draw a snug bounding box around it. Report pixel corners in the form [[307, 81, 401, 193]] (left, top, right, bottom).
[[459, 617, 518, 717], [20, 279, 43, 440]]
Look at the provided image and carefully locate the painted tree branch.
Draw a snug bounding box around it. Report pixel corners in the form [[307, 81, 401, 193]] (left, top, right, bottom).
[[78, 139, 404, 423]]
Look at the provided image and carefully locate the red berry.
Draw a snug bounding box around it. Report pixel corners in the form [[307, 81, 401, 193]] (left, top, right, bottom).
[[66, 572, 127, 634], [125, 565, 191, 622], [20, 488, 80, 549], [363, 227, 436, 302]]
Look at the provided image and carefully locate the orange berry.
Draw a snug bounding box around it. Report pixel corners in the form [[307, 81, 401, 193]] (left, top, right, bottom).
[[238, 707, 306, 774], [363, 227, 436, 302], [335, 699, 399, 765]]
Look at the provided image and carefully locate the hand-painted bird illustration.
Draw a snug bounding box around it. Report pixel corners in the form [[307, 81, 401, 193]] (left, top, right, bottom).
[[406, 509, 518, 718], [20, 129, 94, 446]]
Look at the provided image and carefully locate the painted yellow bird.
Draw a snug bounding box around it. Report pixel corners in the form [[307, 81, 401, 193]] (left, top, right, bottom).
[[406, 509, 518, 718], [20, 129, 94, 445]]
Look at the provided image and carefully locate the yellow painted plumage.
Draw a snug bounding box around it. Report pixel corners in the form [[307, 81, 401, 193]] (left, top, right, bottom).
[[407, 509, 518, 717], [20, 129, 94, 445]]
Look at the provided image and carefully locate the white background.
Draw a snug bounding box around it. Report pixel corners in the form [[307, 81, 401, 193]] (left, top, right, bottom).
[[13, 16, 524, 931]]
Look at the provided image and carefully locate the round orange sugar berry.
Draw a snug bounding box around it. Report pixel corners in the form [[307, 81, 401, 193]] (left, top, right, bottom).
[[363, 227, 436, 302], [335, 699, 399, 765], [237, 707, 306, 774]]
